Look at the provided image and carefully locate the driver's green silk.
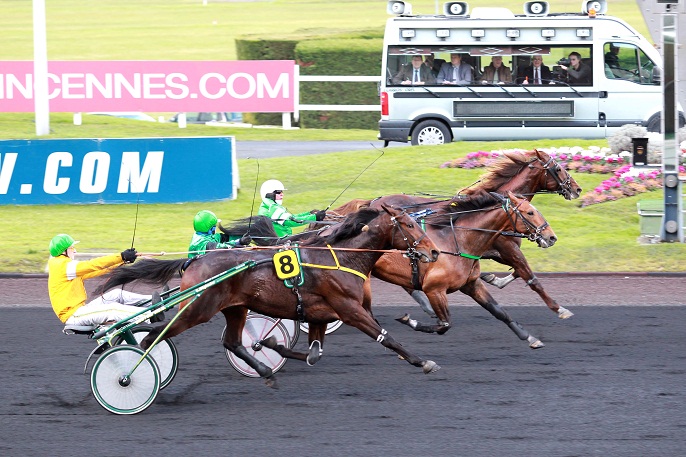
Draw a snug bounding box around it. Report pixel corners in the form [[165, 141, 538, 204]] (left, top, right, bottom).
[[188, 232, 238, 258], [258, 197, 317, 237]]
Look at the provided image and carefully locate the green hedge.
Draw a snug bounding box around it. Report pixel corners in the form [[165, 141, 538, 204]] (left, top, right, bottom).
[[296, 38, 382, 129], [235, 32, 382, 129]]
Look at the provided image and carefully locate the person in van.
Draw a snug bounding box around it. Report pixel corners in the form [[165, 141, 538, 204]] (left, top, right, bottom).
[[423, 53, 445, 78], [560, 52, 592, 85], [604, 44, 620, 69], [436, 53, 473, 85], [479, 56, 512, 84], [517, 55, 552, 84], [392, 55, 436, 85]]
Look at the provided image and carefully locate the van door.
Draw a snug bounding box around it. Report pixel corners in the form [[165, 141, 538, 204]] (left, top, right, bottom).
[[599, 42, 662, 132]]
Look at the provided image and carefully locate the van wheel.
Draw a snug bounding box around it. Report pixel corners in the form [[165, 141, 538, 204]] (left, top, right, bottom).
[[646, 114, 661, 133], [411, 121, 450, 145], [647, 113, 686, 133]]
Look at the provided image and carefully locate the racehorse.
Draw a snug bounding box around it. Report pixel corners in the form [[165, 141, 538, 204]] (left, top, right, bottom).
[[97, 205, 441, 387], [324, 149, 580, 320], [365, 190, 557, 348]]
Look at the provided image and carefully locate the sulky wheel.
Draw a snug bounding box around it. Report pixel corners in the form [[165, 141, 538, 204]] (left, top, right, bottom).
[[90, 345, 160, 415], [114, 327, 179, 390], [223, 314, 290, 378], [300, 320, 344, 335]]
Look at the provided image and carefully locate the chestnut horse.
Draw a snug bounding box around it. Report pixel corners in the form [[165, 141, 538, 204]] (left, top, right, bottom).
[[324, 149, 580, 320], [366, 190, 557, 348], [97, 206, 440, 387]]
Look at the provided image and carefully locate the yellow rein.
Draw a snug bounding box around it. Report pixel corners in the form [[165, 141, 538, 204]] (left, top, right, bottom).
[[299, 244, 369, 280]]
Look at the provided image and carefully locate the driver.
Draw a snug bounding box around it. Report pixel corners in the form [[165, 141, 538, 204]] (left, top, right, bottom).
[[257, 179, 326, 237], [47, 234, 164, 326], [188, 209, 250, 258]]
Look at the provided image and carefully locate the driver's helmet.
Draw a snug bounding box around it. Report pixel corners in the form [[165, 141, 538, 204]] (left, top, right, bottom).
[[260, 179, 286, 199], [193, 210, 219, 233], [49, 234, 79, 257]]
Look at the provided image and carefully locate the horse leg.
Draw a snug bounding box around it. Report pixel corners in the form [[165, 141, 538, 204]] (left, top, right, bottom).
[[480, 271, 517, 289], [490, 242, 573, 319], [395, 287, 451, 335], [340, 308, 440, 374], [305, 323, 326, 366], [461, 279, 545, 349], [221, 308, 278, 388]]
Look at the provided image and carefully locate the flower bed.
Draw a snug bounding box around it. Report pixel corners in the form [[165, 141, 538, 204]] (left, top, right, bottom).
[[441, 146, 686, 207]]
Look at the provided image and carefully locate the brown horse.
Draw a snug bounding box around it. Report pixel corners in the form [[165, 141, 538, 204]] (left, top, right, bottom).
[[324, 149, 580, 320], [366, 190, 557, 348], [97, 206, 441, 387]]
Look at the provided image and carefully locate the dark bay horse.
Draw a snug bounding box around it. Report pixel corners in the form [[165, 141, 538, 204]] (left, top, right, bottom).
[[97, 206, 441, 387], [325, 149, 580, 320], [366, 190, 557, 348]]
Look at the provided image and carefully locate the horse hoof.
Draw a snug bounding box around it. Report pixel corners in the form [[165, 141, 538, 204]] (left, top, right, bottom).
[[395, 313, 410, 324], [557, 307, 574, 319], [422, 360, 441, 374], [265, 376, 278, 389], [528, 337, 545, 349], [261, 335, 278, 349], [481, 273, 496, 284], [307, 340, 322, 366]]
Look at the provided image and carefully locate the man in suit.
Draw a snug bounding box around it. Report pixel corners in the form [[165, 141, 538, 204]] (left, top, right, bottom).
[[517, 55, 553, 84], [437, 53, 473, 85], [560, 52, 592, 85], [392, 55, 436, 85]]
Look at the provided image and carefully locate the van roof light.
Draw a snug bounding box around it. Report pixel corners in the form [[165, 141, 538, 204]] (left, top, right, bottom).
[[523, 1, 549, 17], [387, 1, 412, 16]]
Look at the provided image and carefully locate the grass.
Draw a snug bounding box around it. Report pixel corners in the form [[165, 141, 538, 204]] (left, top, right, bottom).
[[3, 136, 685, 273], [2, 0, 682, 273]]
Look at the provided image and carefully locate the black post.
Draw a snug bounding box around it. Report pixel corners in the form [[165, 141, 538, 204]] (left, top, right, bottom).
[[631, 137, 649, 166]]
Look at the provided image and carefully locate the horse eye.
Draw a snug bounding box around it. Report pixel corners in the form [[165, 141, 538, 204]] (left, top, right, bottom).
[[527, 211, 535, 216], [407, 223, 414, 228]]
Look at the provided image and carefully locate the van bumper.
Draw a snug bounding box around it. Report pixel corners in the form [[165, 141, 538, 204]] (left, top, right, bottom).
[[378, 120, 411, 143]]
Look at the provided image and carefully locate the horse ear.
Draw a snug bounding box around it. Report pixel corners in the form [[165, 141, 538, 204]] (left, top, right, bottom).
[[379, 203, 394, 215], [489, 191, 506, 203]]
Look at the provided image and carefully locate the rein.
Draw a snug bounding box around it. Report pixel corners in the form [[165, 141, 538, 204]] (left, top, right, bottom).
[[299, 244, 368, 280]]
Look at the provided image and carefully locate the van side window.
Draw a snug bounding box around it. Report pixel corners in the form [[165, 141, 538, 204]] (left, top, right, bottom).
[[603, 43, 658, 85]]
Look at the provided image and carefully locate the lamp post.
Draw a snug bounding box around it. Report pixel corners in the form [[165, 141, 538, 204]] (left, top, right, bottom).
[[33, 0, 50, 136], [660, 10, 683, 242]]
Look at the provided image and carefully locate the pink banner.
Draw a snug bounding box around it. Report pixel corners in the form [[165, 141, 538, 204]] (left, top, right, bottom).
[[0, 60, 295, 112]]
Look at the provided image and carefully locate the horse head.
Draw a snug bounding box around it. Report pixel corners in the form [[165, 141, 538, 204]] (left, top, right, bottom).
[[531, 149, 582, 200], [492, 191, 558, 249], [380, 203, 440, 263]]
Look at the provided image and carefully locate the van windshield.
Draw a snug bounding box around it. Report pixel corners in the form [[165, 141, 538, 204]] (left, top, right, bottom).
[[386, 45, 594, 86]]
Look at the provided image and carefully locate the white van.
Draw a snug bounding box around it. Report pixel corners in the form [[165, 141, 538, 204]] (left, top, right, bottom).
[[379, 1, 684, 145]]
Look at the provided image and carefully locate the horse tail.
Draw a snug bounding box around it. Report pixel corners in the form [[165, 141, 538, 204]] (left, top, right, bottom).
[[95, 258, 187, 295], [218, 215, 279, 246]]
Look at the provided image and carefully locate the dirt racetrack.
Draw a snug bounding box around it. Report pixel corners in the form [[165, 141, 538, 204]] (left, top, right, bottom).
[[1, 273, 685, 456]]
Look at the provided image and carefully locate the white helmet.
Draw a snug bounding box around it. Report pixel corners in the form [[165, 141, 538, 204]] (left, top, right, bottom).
[[260, 179, 286, 199]]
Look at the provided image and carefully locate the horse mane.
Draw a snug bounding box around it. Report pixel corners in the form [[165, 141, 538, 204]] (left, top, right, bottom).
[[301, 208, 380, 247], [218, 215, 278, 246], [329, 198, 372, 216], [430, 190, 501, 225], [461, 150, 540, 195]]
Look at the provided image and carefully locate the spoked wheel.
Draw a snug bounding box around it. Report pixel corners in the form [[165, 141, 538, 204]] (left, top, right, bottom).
[[90, 345, 160, 415], [279, 318, 300, 347], [300, 320, 344, 335], [223, 314, 290, 378], [114, 327, 179, 390]]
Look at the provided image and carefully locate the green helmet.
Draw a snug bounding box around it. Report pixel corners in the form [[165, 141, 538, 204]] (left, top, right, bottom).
[[49, 234, 78, 257], [193, 210, 218, 233]]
